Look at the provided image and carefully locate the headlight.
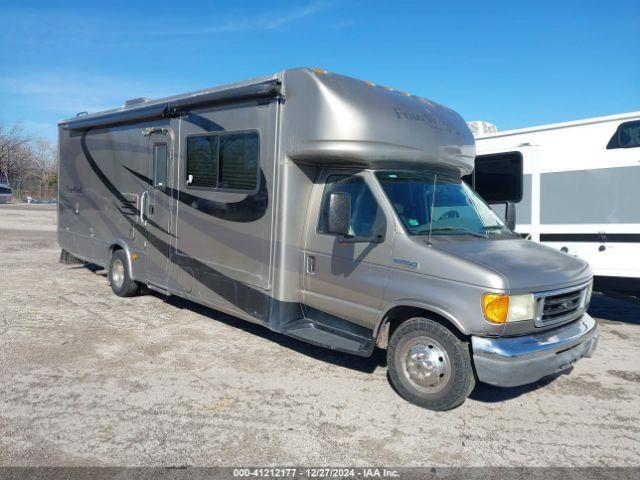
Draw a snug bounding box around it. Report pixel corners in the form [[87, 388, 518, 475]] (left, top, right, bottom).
[[586, 279, 594, 304], [482, 293, 535, 324]]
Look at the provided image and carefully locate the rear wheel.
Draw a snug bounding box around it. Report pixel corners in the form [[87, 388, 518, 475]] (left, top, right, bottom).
[[387, 317, 475, 411], [108, 250, 139, 297]]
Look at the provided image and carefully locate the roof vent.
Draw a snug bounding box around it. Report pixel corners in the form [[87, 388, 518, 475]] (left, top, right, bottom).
[[124, 97, 151, 107], [467, 120, 497, 136]]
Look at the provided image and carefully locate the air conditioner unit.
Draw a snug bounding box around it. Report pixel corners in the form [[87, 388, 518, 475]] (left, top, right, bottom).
[[467, 120, 497, 136]]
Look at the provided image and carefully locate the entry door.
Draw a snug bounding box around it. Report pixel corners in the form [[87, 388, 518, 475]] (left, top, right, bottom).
[[302, 170, 392, 331], [144, 131, 173, 287]]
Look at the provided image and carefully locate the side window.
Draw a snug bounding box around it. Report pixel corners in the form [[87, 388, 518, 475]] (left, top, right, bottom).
[[186, 135, 218, 188], [219, 133, 259, 191], [607, 121, 640, 149], [153, 143, 167, 187], [318, 175, 383, 237], [185, 132, 259, 190]]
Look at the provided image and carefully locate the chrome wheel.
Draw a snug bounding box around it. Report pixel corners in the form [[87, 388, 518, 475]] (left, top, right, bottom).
[[400, 336, 451, 393], [111, 258, 125, 290]]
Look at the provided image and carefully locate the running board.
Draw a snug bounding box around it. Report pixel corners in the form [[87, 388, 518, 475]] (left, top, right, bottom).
[[146, 283, 170, 296], [282, 318, 374, 357]]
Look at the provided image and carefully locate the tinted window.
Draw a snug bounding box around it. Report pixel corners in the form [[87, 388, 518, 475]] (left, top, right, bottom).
[[219, 133, 259, 191], [472, 152, 523, 202], [153, 143, 167, 187], [318, 175, 383, 237], [186, 135, 218, 188], [607, 121, 640, 149]]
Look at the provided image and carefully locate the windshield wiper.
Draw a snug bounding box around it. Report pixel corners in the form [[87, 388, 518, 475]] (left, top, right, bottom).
[[427, 226, 487, 238]]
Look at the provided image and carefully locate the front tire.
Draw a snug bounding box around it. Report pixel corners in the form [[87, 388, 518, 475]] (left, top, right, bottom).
[[108, 250, 139, 297], [387, 317, 475, 411]]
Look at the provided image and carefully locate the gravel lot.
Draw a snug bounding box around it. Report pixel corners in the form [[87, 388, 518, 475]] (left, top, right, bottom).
[[1, 203, 639, 467]]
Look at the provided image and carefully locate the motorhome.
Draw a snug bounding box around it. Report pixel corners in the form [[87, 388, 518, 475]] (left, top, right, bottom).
[[0, 172, 12, 203], [470, 112, 640, 296], [58, 68, 598, 410]]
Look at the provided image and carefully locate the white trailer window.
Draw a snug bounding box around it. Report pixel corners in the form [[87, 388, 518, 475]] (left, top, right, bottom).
[[607, 120, 640, 149], [471, 152, 523, 203]]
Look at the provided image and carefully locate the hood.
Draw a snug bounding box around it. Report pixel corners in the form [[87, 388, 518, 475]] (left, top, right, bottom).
[[430, 238, 591, 292]]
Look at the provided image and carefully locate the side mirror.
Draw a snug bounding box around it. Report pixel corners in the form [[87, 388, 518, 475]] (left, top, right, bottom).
[[505, 201, 517, 231], [325, 191, 351, 236]]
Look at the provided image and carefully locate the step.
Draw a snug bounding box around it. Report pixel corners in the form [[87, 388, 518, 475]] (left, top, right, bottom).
[[283, 318, 374, 357]]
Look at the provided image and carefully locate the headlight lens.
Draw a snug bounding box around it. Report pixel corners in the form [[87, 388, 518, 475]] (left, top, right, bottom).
[[482, 293, 535, 324], [586, 279, 594, 304]]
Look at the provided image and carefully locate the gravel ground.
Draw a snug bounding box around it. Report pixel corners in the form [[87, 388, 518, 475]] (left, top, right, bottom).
[[1, 203, 639, 467]]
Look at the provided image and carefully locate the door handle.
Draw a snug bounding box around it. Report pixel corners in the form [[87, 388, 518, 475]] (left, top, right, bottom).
[[140, 191, 148, 225], [306, 255, 315, 275]]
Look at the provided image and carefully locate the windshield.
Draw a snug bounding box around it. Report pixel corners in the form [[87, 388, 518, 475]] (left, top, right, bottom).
[[375, 170, 514, 238]]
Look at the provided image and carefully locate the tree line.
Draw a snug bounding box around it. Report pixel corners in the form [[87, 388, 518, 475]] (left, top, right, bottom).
[[0, 122, 57, 201]]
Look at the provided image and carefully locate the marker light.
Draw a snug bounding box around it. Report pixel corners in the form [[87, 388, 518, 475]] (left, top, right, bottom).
[[364, 80, 374, 87], [482, 293, 535, 324], [312, 68, 327, 75]]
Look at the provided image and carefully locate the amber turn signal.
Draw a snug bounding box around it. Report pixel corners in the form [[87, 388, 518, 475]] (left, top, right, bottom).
[[482, 294, 509, 324]]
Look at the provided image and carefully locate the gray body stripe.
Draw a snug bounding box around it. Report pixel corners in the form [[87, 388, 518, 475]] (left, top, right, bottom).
[[540, 165, 640, 224]]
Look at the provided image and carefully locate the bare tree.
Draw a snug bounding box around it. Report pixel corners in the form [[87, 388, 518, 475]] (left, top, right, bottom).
[[0, 122, 30, 182], [0, 122, 58, 200], [30, 138, 57, 198]]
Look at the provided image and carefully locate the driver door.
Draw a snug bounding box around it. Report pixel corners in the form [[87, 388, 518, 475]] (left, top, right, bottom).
[[302, 170, 392, 331]]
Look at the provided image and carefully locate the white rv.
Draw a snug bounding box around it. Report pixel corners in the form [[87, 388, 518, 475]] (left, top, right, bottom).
[[470, 112, 640, 296]]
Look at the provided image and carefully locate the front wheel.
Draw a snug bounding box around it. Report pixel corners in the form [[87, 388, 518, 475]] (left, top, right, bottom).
[[387, 317, 475, 411]]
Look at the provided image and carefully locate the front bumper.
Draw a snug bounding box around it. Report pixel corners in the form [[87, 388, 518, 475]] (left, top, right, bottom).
[[471, 313, 598, 387]]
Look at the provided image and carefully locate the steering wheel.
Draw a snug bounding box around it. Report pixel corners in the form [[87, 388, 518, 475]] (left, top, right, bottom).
[[438, 210, 459, 220]]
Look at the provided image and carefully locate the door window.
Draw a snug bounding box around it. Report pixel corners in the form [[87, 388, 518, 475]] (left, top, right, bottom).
[[318, 175, 383, 237], [153, 143, 168, 187]]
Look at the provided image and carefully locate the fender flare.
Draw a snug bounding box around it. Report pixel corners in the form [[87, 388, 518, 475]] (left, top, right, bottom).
[[105, 239, 135, 280], [374, 300, 469, 348]]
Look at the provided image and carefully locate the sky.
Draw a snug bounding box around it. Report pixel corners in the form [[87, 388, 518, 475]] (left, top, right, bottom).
[[0, 0, 638, 143]]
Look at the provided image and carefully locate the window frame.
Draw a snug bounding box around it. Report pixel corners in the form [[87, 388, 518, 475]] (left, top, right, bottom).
[[184, 129, 260, 194], [606, 120, 640, 150]]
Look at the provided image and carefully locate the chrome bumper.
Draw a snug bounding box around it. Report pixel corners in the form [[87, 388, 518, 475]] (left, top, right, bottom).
[[471, 313, 598, 388]]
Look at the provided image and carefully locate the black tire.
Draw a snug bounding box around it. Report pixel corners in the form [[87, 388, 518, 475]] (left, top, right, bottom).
[[387, 317, 475, 411], [108, 250, 139, 297]]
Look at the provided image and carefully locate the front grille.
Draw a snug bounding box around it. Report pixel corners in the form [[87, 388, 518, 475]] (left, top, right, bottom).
[[534, 284, 588, 327]]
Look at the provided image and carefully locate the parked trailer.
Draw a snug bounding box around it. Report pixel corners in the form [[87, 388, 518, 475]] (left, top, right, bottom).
[[470, 112, 640, 296], [58, 68, 597, 410]]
